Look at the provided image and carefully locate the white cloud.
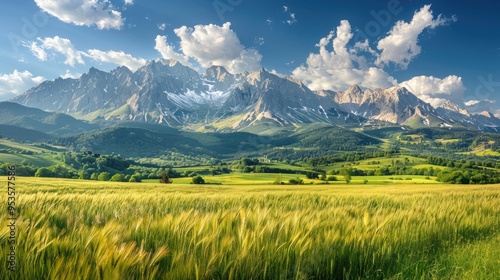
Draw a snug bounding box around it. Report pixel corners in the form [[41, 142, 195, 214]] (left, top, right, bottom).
[[34, 0, 124, 30], [464, 100, 479, 106], [494, 109, 500, 118], [464, 99, 495, 107], [154, 35, 192, 67], [400, 75, 466, 107], [283, 6, 297, 25], [376, 5, 455, 69], [85, 49, 147, 71], [464, 99, 496, 114], [27, 36, 146, 70], [30, 36, 85, 66], [124, 0, 134, 5], [269, 69, 286, 78], [0, 70, 46, 101], [28, 41, 47, 61], [255, 37, 265, 46], [158, 23, 166, 31], [287, 13, 297, 25], [292, 20, 396, 91], [173, 22, 261, 73], [60, 69, 80, 79]]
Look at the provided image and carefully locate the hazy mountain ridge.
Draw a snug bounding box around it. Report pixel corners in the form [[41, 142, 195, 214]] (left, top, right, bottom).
[[0, 101, 97, 136]]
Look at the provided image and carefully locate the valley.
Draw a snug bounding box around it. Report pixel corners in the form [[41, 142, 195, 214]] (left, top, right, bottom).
[[1, 1, 499, 279]]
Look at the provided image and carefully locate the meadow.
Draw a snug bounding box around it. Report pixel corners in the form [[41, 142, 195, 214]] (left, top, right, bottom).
[[144, 173, 440, 185], [1, 177, 499, 279]]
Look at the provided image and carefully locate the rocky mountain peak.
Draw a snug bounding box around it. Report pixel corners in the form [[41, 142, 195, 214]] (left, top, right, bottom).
[[155, 58, 180, 67], [10, 61, 500, 132], [246, 68, 274, 84], [478, 111, 495, 118], [440, 100, 470, 116], [87, 66, 106, 77], [203, 66, 231, 82], [347, 84, 363, 93], [111, 65, 133, 75]]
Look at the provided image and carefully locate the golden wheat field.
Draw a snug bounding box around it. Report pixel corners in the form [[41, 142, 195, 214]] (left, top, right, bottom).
[[1, 177, 499, 279]]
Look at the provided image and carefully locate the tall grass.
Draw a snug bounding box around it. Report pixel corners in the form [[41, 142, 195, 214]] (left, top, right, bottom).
[[1, 178, 499, 279]]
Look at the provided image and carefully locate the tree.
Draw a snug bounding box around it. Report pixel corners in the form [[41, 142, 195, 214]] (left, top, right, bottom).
[[191, 175, 205, 184], [35, 167, 55, 178], [341, 168, 352, 184], [160, 173, 173, 184], [288, 177, 304, 185], [78, 170, 90, 180], [50, 164, 70, 178], [98, 172, 111, 181], [129, 174, 142, 182], [344, 173, 352, 184], [273, 174, 282, 185], [90, 173, 98, 180], [110, 173, 125, 182], [305, 171, 319, 179], [326, 176, 337, 181]]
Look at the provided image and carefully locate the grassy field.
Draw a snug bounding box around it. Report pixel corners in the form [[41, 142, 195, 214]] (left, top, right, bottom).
[[316, 155, 436, 171], [145, 173, 439, 185], [0, 139, 62, 167], [1, 177, 499, 279]]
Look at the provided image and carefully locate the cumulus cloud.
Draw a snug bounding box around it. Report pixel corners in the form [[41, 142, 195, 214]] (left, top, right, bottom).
[[28, 41, 48, 61], [60, 69, 80, 79], [400, 75, 466, 107], [292, 20, 396, 91], [376, 5, 455, 68], [29, 36, 85, 66], [173, 22, 262, 73], [34, 0, 124, 29], [154, 35, 192, 67], [86, 49, 147, 71], [124, 0, 134, 5], [0, 70, 46, 101]]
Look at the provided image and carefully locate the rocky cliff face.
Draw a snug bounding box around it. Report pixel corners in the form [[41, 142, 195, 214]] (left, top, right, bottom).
[[216, 69, 335, 128], [14, 60, 336, 129], [334, 85, 437, 124], [12, 59, 500, 131]]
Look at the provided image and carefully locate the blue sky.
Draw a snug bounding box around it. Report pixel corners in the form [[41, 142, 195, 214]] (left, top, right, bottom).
[[0, 0, 499, 115]]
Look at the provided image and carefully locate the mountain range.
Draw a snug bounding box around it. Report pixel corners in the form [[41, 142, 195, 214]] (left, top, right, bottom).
[[10, 59, 500, 133]]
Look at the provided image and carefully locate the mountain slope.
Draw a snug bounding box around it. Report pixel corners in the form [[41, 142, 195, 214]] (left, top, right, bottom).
[[211, 69, 336, 129], [0, 125, 52, 142], [11, 60, 500, 132], [334, 85, 439, 124], [13, 59, 241, 126], [0, 102, 97, 136], [11, 60, 371, 130]]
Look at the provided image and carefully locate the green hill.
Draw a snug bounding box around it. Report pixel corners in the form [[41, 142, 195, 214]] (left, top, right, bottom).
[[0, 102, 97, 136], [0, 124, 52, 142]]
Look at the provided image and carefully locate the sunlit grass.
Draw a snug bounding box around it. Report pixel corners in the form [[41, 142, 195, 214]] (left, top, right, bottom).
[[1, 177, 499, 279], [144, 173, 440, 185]]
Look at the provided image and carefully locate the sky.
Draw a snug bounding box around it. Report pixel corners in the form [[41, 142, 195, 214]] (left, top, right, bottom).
[[0, 0, 499, 116]]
